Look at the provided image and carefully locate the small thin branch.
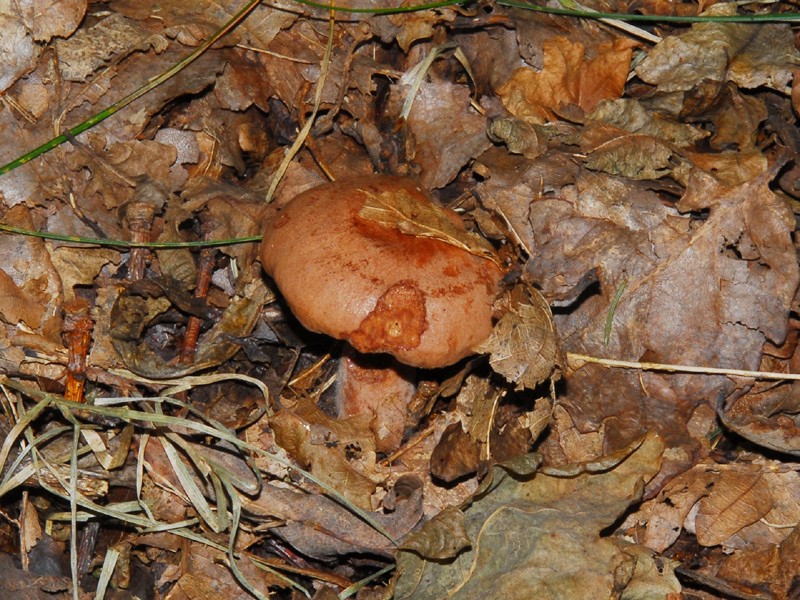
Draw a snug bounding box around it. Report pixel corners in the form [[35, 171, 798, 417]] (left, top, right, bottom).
[[567, 352, 800, 381]]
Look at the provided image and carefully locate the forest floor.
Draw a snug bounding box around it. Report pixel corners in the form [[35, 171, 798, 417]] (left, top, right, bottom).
[[1, 1, 799, 598]]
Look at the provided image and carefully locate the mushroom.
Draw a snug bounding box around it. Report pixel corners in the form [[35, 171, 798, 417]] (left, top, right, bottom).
[[261, 175, 503, 451]]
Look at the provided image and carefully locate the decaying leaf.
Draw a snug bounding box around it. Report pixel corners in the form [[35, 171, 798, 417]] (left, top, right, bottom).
[[393, 433, 678, 599], [358, 187, 498, 263], [498, 36, 634, 123], [269, 398, 379, 510], [400, 506, 470, 560], [582, 129, 680, 180], [110, 273, 271, 378], [486, 117, 549, 159], [476, 285, 560, 390], [635, 5, 799, 94]]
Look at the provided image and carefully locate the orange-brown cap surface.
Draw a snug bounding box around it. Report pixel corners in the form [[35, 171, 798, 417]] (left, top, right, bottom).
[[260, 175, 503, 369]]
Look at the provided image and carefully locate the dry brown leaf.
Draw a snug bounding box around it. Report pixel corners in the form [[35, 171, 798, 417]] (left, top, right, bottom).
[[635, 5, 798, 93], [243, 478, 422, 560], [270, 398, 379, 510], [55, 12, 161, 81], [582, 129, 679, 180], [715, 523, 800, 599], [0, 206, 63, 337], [399, 506, 470, 560], [528, 165, 798, 459], [694, 470, 774, 547], [548, 404, 605, 465], [498, 36, 633, 123], [486, 117, 549, 159], [387, 7, 457, 53], [0, 268, 45, 329], [588, 98, 708, 148], [399, 78, 491, 189], [430, 421, 480, 482], [683, 149, 768, 186], [476, 285, 560, 390], [393, 433, 679, 599]]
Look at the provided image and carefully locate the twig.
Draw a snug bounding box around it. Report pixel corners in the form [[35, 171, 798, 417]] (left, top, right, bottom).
[[567, 352, 800, 381]]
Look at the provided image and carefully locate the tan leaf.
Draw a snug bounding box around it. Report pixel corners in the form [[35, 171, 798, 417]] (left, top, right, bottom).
[[358, 187, 498, 263], [0, 268, 45, 329], [497, 36, 633, 123], [635, 5, 798, 93], [400, 506, 470, 560], [695, 470, 774, 547], [476, 285, 560, 390], [270, 398, 378, 510], [583, 129, 678, 180]]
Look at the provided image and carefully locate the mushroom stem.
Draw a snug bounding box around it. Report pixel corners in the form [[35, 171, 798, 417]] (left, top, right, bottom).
[[335, 346, 416, 453]]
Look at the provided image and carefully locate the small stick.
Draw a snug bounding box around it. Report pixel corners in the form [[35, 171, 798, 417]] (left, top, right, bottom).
[[180, 223, 216, 363], [63, 298, 93, 403], [568, 352, 800, 381]]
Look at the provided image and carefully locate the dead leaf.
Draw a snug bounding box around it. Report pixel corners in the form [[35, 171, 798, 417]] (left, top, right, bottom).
[[528, 166, 798, 456], [498, 36, 634, 123], [270, 398, 379, 510], [393, 433, 678, 599], [476, 285, 560, 390], [635, 5, 798, 94], [358, 186, 498, 263], [694, 469, 774, 547]]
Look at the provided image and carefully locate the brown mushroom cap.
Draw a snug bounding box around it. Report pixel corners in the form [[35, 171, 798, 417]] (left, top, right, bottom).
[[260, 175, 503, 369]]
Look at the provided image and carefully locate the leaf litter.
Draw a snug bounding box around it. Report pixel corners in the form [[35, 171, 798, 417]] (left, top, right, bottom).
[[0, 0, 799, 598]]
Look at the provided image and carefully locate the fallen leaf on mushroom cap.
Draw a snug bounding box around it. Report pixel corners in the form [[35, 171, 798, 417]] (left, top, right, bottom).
[[358, 186, 498, 263], [262, 176, 503, 369], [392, 432, 680, 599]]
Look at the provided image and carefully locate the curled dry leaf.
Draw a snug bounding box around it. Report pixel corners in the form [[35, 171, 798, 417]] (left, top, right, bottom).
[[400, 506, 470, 560], [634, 5, 799, 94], [475, 285, 560, 390]]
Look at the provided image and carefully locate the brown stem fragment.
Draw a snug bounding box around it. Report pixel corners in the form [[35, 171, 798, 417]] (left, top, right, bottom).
[[63, 298, 93, 403]]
